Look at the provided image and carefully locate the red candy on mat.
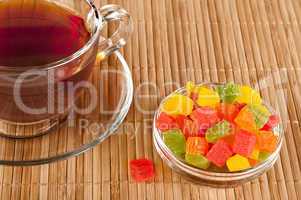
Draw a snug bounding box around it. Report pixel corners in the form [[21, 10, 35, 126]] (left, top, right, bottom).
[[156, 112, 178, 131], [130, 159, 154, 182], [260, 115, 280, 131], [206, 140, 233, 167], [232, 130, 257, 157]]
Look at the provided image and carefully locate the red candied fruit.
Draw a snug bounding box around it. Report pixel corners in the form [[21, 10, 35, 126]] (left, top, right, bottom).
[[130, 159, 155, 182], [190, 107, 220, 127], [217, 103, 241, 122], [156, 112, 178, 131], [174, 115, 188, 130], [206, 140, 233, 167], [182, 118, 202, 138], [232, 130, 257, 157], [260, 115, 280, 131]]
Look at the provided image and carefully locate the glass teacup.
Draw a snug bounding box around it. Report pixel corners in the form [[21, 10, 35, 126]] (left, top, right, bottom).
[[0, 1, 133, 138]]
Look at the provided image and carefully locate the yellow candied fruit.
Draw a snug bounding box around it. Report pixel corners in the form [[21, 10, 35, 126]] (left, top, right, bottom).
[[251, 104, 271, 116], [161, 94, 194, 116], [196, 87, 220, 108], [226, 154, 251, 172], [236, 85, 262, 105]]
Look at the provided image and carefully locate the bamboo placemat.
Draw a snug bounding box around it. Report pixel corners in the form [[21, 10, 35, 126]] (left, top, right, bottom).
[[0, 0, 301, 199]]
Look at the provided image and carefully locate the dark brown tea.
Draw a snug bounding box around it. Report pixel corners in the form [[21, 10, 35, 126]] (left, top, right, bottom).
[[0, 0, 99, 125], [0, 0, 91, 67]]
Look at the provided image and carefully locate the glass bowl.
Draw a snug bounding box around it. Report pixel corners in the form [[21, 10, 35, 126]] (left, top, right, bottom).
[[153, 83, 284, 187]]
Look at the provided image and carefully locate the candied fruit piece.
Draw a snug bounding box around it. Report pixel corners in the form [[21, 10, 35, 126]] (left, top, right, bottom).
[[130, 159, 155, 182], [236, 85, 262, 105], [234, 106, 257, 133], [156, 112, 178, 131], [190, 107, 219, 127], [186, 137, 209, 155], [257, 131, 277, 152], [206, 140, 233, 167], [205, 120, 232, 143], [163, 129, 186, 157], [174, 115, 188, 130], [182, 118, 203, 138], [232, 130, 257, 157], [216, 83, 240, 103], [248, 104, 270, 129], [261, 115, 280, 131], [185, 154, 210, 169], [226, 154, 251, 172], [196, 87, 220, 108], [161, 94, 194, 116], [217, 103, 241, 122]]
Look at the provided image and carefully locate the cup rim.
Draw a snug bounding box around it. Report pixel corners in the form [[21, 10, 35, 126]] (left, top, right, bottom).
[[0, 0, 102, 72], [153, 82, 284, 183]]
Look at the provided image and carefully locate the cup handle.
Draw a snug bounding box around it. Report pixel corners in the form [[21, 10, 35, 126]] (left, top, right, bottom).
[[98, 5, 133, 58]]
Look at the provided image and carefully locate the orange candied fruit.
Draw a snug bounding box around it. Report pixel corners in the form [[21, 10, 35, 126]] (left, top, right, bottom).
[[257, 131, 278, 152]]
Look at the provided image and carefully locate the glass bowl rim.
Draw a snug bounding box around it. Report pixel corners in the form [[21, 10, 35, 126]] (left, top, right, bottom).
[[153, 82, 284, 180]]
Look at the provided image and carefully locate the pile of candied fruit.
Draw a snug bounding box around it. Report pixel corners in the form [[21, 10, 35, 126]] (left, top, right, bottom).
[[156, 82, 280, 172]]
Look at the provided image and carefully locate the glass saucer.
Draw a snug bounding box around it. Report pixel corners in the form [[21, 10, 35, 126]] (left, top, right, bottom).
[[0, 51, 133, 165]]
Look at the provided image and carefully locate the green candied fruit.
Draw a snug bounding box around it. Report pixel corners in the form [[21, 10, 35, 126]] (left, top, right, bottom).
[[205, 120, 231, 143], [216, 83, 240, 103], [248, 104, 270, 129], [163, 129, 186, 158], [185, 154, 210, 169], [258, 151, 271, 161]]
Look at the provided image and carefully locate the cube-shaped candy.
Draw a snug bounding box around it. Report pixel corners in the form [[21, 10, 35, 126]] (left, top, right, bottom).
[[185, 154, 210, 169], [186, 137, 209, 155], [205, 120, 232, 143], [234, 106, 257, 133], [156, 112, 178, 131], [182, 119, 200, 138], [173, 115, 188, 130], [236, 85, 262, 105], [261, 115, 280, 131], [130, 159, 154, 182], [217, 103, 241, 122], [206, 140, 233, 167], [216, 83, 240, 103], [257, 131, 277, 152], [232, 130, 256, 157], [248, 104, 270, 129], [226, 154, 251, 172], [222, 134, 236, 146], [196, 87, 220, 108], [190, 107, 219, 127], [163, 129, 186, 157], [161, 94, 194, 116]]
